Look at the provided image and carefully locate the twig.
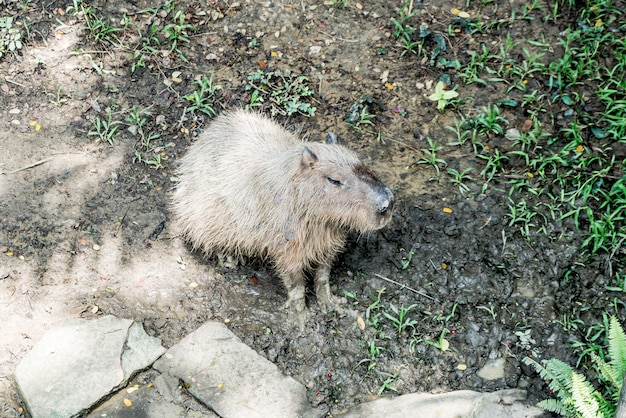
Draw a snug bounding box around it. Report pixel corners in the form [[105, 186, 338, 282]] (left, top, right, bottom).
[[8, 159, 51, 174], [5, 77, 26, 88], [374, 273, 438, 302]]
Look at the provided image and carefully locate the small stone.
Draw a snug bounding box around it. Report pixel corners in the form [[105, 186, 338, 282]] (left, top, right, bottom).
[[93, 244, 100, 251], [9, 108, 20, 114]]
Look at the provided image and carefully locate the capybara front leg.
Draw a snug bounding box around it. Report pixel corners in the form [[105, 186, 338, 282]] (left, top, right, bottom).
[[314, 264, 347, 313], [281, 270, 306, 313]]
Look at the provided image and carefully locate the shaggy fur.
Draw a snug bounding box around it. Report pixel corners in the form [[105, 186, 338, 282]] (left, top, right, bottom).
[[171, 110, 394, 313]]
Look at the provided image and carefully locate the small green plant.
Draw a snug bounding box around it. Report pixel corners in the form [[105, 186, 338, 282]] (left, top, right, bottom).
[[400, 247, 415, 270], [417, 138, 446, 173], [162, 9, 195, 61], [0, 16, 23, 59], [383, 303, 418, 336], [447, 167, 474, 195], [425, 328, 450, 352], [390, 0, 417, 41], [184, 73, 221, 116], [330, 0, 349, 10], [428, 81, 459, 111], [45, 86, 71, 106], [523, 316, 626, 417], [377, 373, 398, 395], [88, 110, 121, 145], [346, 104, 376, 132], [245, 69, 316, 117]]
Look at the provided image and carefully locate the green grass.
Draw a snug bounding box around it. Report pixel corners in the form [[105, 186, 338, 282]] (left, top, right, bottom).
[[416, 0, 626, 278]]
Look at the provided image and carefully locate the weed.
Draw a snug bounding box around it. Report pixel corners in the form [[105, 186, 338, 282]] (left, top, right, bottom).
[[425, 328, 450, 352], [45, 87, 70, 106], [377, 373, 398, 395], [382, 303, 419, 336], [184, 73, 221, 117], [162, 9, 195, 62], [400, 247, 415, 270], [477, 305, 497, 320], [417, 138, 446, 174], [0, 16, 23, 59], [474, 104, 508, 137], [245, 69, 316, 117], [428, 81, 459, 111], [447, 167, 474, 195], [88, 110, 121, 145], [329, 0, 349, 10], [346, 104, 376, 132]]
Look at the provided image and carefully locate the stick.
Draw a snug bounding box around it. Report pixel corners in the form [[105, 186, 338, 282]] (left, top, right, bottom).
[[374, 273, 438, 302], [8, 159, 51, 174]]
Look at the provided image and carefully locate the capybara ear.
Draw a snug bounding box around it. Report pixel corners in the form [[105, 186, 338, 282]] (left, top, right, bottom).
[[301, 146, 319, 169], [325, 132, 338, 145]]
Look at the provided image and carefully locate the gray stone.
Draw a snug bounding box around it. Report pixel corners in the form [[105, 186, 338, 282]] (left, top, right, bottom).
[[335, 389, 545, 418], [15, 316, 165, 418], [90, 376, 218, 418], [153, 321, 325, 418]]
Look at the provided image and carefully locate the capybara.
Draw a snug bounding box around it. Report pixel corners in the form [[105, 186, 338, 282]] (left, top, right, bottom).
[[171, 110, 394, 315]]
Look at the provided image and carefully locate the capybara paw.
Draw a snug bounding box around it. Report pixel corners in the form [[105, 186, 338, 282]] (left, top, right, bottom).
[[317, 293, 347, 314]]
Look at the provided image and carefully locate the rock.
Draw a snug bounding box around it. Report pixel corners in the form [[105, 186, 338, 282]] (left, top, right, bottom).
[[153, 321, 326, 418], [90, 375, 218, 418], [15, 316, 165, 418], [335, 389, 544, 418]]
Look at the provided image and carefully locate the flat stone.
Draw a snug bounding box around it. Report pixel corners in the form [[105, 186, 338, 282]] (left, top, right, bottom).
[[153, 321, 325, 418], [335, 389, 545, 418], [15, 316, 165, 418], [90, 374, 218, 418]]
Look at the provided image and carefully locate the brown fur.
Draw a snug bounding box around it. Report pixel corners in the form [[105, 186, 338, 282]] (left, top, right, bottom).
[[171, 110, 394, 313]]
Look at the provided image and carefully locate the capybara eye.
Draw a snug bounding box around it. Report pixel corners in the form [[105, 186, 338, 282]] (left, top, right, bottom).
[[327, 177, 342, 186]]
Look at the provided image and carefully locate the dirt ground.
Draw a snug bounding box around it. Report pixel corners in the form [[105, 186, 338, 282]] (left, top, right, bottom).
[[1, 0, 624, 416]]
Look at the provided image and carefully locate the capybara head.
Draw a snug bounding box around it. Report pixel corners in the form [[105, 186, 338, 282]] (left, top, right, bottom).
[[295, 142, 394, 233]]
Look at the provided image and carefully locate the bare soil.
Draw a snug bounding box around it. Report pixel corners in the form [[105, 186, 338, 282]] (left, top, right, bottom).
[[0, 1, 622, 416]]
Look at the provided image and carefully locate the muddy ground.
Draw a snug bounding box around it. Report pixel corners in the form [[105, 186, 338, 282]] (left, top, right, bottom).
[[1, 0, 624, 416]]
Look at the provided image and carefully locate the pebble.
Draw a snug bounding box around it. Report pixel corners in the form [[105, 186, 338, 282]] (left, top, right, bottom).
[[93, 244, 100, 251], [476, 357, 506, 380], [9, 108, 20, 114]]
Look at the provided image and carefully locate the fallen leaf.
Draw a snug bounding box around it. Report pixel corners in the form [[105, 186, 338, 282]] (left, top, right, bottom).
[[440, 339, 450, 351], [357, 316, 366, 330], [576, 144, 584, 153], [123, 399, 132, 407], [443, 207, 453, 213], [384, 82, 394, 90], [522, 119, 533, 131]]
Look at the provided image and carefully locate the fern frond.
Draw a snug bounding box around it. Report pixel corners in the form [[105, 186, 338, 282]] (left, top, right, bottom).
[[608, 316, 626, 384], [537, 398, 572, 415], [523, 356, 574, 398], [571, 372, 602, 418], [592, 352, 620, 390]]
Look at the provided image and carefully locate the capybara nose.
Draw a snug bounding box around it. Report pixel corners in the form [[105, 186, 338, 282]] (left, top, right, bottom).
[[378, 187, 394, 215]]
